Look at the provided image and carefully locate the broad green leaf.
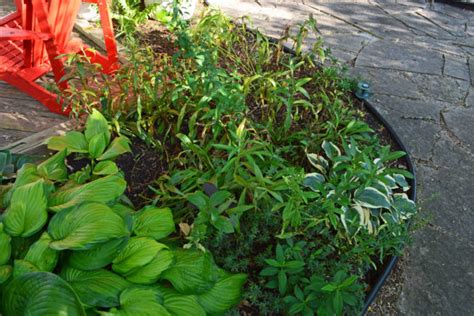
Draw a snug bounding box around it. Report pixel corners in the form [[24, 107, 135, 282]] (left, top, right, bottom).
[[24, 232, 58, 272], [61, 267, 131, 308], [85, 109, 110, 144], [48, 202, 129, 250], [187, 191, 208, 210], [161, 249, 218, 294], [47, 131, 89, 154], [112, 237, 167, 276], [0, 223, 11, 265], [3, 179, 47, 237], [197, 272, 247, 314], [209, 190, 231, 206], [68, 237, 128, 271], [161, 288, 206, 316], [98, 136, 131, 161], [48, 174, 127, 212], [2, 272, 85, 316], [88, 133, 108, 159], [133, 207, 175, 240], [93, 161, 119, 175], [355, 187, 391, 209], [125, 249, 174, 284], [99, 287, 170, 316], [0, 265, 12, 283], [37, 150, 68, 181], [212, 216, 234, 233], [13, 259, 38, 278], [111, 203, 134, 232]]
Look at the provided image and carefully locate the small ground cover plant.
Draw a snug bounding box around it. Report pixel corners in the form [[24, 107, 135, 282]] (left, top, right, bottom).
[[0, 111, 246, 315], [58, 7, 416, 315]]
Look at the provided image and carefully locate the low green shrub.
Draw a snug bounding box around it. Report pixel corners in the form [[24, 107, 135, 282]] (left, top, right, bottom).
[[0, 111, 245, 315]]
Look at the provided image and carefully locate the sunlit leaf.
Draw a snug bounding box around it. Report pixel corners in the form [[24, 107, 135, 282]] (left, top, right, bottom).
[[133, 207, 175, 240], [47, 131, 88, 154], [37, 150, 68, 182], [98, 136, 131, 161]]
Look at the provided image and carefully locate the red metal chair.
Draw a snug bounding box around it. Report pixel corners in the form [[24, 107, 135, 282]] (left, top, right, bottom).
[[0, 0, 119, 115]]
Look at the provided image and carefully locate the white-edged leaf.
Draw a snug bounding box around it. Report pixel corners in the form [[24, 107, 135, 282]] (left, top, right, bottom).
[[355, 187, 391, 209]]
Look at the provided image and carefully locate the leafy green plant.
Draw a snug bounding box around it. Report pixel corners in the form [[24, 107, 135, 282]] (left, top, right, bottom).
[[0, 112, 246, 315]]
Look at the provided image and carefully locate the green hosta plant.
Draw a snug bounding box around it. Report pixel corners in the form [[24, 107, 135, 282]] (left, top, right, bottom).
[[0, 112, 246, 315]]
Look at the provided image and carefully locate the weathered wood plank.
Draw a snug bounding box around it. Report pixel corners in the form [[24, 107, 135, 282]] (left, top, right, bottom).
[[0, 119, 78, 154], [0, 97, 66, 119], [0, 128, 32, 148], [0, 112, 65, 132]]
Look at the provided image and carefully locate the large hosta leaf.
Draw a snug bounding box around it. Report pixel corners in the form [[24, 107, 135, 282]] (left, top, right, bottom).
[[85, 109, 111, 144], [112, 237, 167, 276], [160, 287, 206, 316], [68, 237, 129, 271], [48, 174, 127, 212], [3, 179, 47, 237], [132, 206, 175, 240], [2, 272, 85, 316], [24, 232, 58, 272], [13, 259, 38, 278], [61, 267, 131, 308], [47, 131, 89, 154], [125, 249, 174, 284], [98, 136, 131, 161], [161, 250, 218, 294], [197, 272, 247, 314], [37, 150, 68, 182], [99, 287, 170, 316], [48, 202, 129, 250], [0, 223, 11, 265]]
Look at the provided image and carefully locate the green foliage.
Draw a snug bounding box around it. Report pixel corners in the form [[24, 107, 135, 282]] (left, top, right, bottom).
[[0, 113, 246, 315], [62, 8, 416, 315]]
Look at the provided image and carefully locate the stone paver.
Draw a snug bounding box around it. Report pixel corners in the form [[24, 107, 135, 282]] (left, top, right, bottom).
[[206, 0, 474, 314]]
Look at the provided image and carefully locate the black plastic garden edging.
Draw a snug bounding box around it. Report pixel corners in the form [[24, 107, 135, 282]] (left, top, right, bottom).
[[361, 101, 417, 315]]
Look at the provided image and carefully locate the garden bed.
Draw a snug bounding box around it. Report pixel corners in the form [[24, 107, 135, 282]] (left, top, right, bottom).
[[0, 8, 417, 316]]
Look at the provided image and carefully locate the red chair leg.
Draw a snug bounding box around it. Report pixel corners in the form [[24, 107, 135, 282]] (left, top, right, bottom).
[[2, 73, 70, 115]]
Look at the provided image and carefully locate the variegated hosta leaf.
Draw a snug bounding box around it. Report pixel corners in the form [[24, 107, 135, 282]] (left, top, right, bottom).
[[24, 232, 58, 272], [160, 287, 206, 316], [37, 149, 68, 182], [133, 206, 175, 240], [98, 136, 132, 161], [112, 237, 167, 276], [47, 131, 89, 154], [68, 237, 129, 271], [48, 174, 127, 212], [85, 109, 111, 144], [48, 202, 129, 250], [98, 287, 170, 316], [2, 272, 85, 316], [3, 179, 48, 237], [161, 250, 219, 295], [0, 223, 12, 265], [197, 272, 247, 314], [322, 140, 341, 159], [302, 172, 325, 191], [61, 267, 131, 308], [0, 265, 12, 284], [392, 193, 416, 220], [354, 187, 391, 209], [125, 249, 174, 284]]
